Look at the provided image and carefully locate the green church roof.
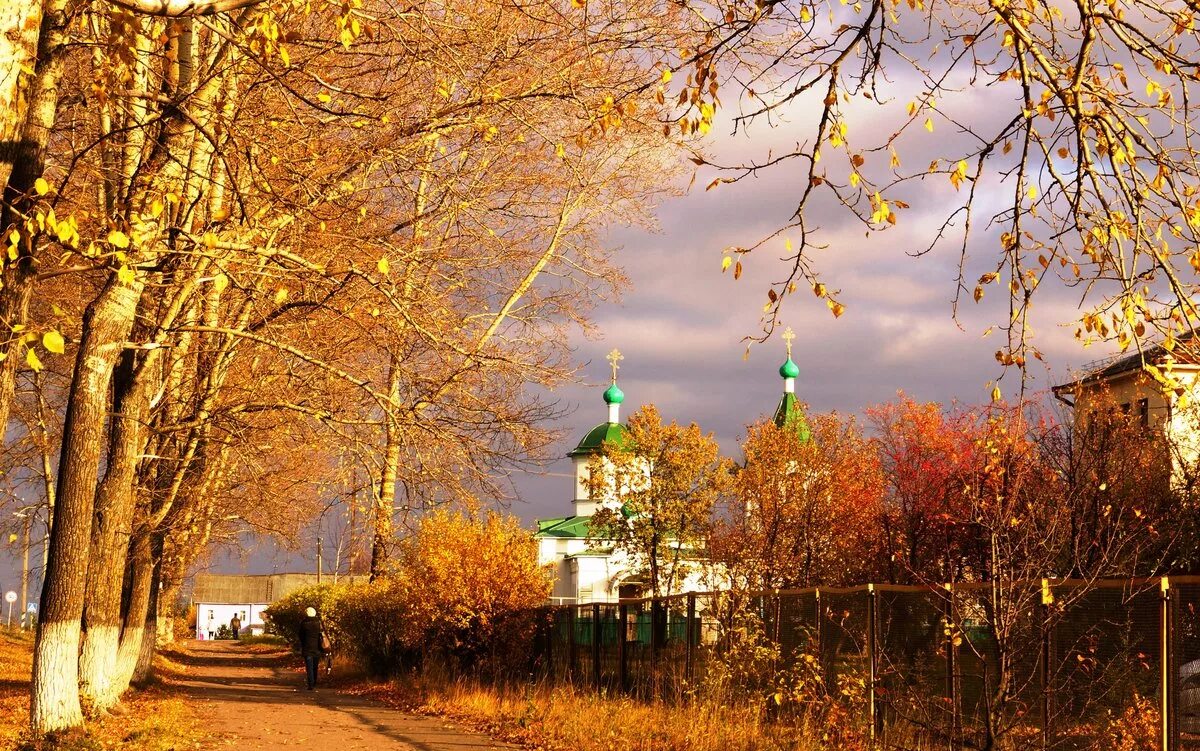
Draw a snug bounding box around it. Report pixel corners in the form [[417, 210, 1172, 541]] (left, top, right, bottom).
[[773, 392, 811, 442], [569, 421, 630, 457], [535, 516, 594, 538]]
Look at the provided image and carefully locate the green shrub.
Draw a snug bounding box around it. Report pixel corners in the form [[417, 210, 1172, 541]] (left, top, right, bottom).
[[263, 583, 346, 649], [337, 578, 425, 677]]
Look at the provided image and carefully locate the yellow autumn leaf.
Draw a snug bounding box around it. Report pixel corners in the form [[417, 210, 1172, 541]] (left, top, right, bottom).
[[117, 265, 136, 284], [661, 69, 672, 84], [924, 118, 934, 132], [377, 257, 390, 275], [42, 330, 65, 355], [274, 287, 289, 304], [279, 45, 291, 67], [850, 172, 861, 187], [25, 347, 42, 373], [721, 256, 732, 272], [34, 177, 50, 196], [107, 230, 130, 248], [317, 92, 332, 103]]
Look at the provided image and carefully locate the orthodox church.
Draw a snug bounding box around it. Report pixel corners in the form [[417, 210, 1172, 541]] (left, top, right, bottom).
[[535, 331, 810, 603]]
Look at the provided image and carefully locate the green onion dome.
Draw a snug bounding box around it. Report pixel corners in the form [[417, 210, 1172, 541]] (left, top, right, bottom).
[[603, 383, 625, 404], [779, 358, 800, 379]]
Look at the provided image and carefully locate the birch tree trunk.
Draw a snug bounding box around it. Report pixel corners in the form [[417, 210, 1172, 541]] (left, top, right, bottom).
[[32, 275, 143, 733], [370, 354, 403, 580], [0, 0, 44, 192], [0, 0, 72, 445]]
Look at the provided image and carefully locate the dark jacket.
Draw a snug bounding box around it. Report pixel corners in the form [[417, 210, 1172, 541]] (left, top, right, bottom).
[[298, 616, 324, 656]]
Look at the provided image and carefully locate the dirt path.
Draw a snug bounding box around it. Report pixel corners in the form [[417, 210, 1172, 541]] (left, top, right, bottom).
[[172, 640, 516, 751]]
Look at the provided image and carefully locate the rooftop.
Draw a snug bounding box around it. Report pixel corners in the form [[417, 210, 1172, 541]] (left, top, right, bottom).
[[535, 515, 593, 539], [1054, 334, 1200, 393], [569, 421, 630, 457]]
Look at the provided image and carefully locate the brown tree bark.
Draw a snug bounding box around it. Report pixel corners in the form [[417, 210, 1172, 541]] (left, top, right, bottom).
[[129, 538, 161, 685], [111, 528, 156, 692], [78, 347, 152, 710], [31, 275, 142, 733]]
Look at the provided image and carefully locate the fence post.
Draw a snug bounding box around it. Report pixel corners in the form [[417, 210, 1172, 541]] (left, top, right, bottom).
[[618, 602, 629, 694], [868, 583, 881, 744], [1040, 578, 1052, 751], [943, 583, 959, 751], [686, 592, 697, 684], [1161, 576, 1175, 751], [650, 597, 663, 698], [568, 605, 578, 682], [545, 608, 555, 681], [816, 588, 829, 693], [592, 603, 602, 690]]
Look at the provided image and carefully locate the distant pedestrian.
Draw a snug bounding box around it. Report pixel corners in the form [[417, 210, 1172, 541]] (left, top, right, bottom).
[[230, 614, 241, 639], [298, 607, 326, 691]]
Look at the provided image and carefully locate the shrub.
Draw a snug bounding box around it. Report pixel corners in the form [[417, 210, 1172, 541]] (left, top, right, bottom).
[[397, 509, 552, 671], [263, 583, 346, 649], [263, 510, 552, 678], [337, 578, 426, 677]]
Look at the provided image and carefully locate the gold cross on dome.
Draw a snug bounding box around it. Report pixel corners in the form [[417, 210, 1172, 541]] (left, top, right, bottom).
[[782, 326, 796, 358], [606, 348, 623, 383]]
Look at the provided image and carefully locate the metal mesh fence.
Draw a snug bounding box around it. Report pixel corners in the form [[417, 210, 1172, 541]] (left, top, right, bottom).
[[503, 577, 1200, 751]]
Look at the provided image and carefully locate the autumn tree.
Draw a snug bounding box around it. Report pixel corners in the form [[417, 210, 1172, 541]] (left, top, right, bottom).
[[868, 395, 982, 584], [715, 413, 884, 590], [4, 0, 692, 734], [653, 0, 1200, 386], [588, 404, 733, 598]]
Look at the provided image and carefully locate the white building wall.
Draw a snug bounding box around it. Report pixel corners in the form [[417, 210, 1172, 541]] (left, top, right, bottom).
[[195, 602, 269, 639]]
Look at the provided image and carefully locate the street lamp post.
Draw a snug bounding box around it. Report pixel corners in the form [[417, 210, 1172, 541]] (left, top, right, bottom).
[[16, 510, 30, 629]]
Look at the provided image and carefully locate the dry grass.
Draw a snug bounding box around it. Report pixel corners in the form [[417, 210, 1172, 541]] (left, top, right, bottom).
[[345, 673, 838, 751], [0, 628, 205, 751], [0, 630, 35, 751]]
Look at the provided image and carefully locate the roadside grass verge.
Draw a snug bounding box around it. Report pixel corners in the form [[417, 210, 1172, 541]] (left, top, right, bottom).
[[229, 634, 289, 648], [343, 672, 844, 751], [0, 630, 204, 751]]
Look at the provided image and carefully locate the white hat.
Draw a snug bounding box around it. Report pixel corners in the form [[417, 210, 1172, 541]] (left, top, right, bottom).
[[305, 607, 316, 617]]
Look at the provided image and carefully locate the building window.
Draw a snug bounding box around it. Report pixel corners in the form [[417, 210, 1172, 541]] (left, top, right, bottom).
[[1120, 402, 1131, 415], [1138, 399, 1149, 428]]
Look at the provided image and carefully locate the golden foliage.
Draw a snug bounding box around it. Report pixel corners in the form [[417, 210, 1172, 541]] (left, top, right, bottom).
[[715, 414, 884, 589]]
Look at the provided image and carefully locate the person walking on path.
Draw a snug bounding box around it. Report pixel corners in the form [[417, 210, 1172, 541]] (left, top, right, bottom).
[[230, 614, 241, 639], [298, 607, 326, 691]]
